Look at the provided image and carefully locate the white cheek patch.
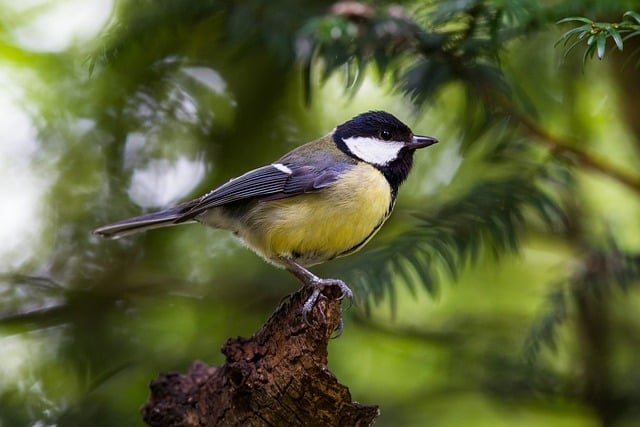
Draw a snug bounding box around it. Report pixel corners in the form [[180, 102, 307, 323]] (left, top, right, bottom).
[[343, 136, 404, 166]]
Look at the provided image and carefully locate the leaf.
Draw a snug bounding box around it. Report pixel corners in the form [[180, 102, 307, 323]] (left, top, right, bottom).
[[394, 256, 418, 298], [555, 24, 592, 47], [407, 252, 436, 296], [556, 11, 640, 65], [623, 29, 640, 41], [582, 42, 595, 65], [524, 285, 567, 361], [596, 32, 606, 59], [623, 11, 640, 25], [608, 26, 624, 51], [562, 37, 589, 60], [557, 16, 594, 25]]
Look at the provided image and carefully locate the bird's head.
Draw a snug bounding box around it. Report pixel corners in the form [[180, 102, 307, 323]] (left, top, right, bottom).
[[333, 111, 438, 192]]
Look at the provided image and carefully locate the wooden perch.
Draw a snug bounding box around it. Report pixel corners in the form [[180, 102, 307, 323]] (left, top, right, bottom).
[[140, 285, 379, 426]]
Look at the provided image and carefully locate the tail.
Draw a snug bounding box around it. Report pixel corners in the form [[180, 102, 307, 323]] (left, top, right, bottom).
[[93, 206, 195, 239]]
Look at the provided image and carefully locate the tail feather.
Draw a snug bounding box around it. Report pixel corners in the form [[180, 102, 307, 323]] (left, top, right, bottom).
[[93, 207, 194, 239]]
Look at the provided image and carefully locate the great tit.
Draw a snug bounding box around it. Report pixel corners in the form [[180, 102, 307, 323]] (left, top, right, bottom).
[[94, 111, 438, 321]]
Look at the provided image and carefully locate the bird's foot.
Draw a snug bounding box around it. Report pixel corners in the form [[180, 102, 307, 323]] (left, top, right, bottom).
[[301, 276, 353, 327], [278, 256, 353, 333]]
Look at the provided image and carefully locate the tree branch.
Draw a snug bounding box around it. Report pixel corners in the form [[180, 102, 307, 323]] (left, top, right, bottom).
[[514, 111, 640, 194], [141, 285, 379, 426]]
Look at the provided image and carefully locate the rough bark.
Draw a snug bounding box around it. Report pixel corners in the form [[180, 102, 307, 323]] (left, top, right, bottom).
[[141, 285, 379, 426]]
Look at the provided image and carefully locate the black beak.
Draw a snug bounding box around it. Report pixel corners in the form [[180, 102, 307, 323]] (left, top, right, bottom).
[[407, 134, 439, 149]]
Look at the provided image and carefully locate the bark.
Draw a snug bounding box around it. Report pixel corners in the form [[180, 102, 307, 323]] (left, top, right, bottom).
[[141, 285, 379, 426]]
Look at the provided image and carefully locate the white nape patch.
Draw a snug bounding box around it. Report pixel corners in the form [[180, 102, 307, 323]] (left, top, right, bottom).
[[272, 163, 292, 174], [343, 136, 404, 166]]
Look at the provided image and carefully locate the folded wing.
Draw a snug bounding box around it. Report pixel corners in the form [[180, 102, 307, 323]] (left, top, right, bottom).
[[94, 162, 349, 238]]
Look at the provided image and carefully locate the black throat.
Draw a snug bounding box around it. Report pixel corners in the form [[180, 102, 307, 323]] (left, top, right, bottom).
[[333, 134, 416, 200], [332, 111, 420, 200], [376, 149, 416, 199]]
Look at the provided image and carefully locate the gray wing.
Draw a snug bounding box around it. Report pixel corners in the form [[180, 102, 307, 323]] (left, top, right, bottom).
[[176, 162, 348, 221]]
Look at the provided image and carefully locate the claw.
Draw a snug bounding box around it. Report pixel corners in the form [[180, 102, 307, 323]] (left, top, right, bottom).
[[302, 287, 322, 325], [299, 277, 352, 326], [279, 256, 353, 332], [335, 280, 353, 308]]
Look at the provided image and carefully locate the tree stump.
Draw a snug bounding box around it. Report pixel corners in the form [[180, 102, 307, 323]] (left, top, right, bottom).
[[141, 285, 379, 426]]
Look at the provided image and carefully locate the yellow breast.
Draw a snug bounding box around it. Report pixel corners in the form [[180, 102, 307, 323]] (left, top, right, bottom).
[[242, 163, 393, 266]]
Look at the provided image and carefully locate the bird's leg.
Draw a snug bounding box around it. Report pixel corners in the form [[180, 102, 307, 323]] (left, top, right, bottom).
[[278, 256, 353, 327]]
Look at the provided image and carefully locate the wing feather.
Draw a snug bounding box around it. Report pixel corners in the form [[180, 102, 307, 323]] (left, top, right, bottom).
[[176, 163, 349, 221]]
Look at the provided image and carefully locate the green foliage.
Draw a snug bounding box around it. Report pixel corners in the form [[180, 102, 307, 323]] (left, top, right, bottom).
[[526, 243, 640, 360], [299, 0, 520, 109], [349, 168, 566, 313], [297, 3, 424, 103], [557, 11, 640, 64], [3, 0, 640, 425]]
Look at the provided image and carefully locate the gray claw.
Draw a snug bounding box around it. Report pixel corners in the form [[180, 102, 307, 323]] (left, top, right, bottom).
[[279, 256, 353, 333], [302, 287, 322, 325]]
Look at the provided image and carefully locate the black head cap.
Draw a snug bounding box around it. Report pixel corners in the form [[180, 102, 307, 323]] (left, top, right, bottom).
[[333, 111, 438, 196], [333, 111, 414, 146]]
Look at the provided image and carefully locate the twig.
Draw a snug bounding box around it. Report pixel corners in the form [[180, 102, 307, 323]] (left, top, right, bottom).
[[515, 112, 640, 194]]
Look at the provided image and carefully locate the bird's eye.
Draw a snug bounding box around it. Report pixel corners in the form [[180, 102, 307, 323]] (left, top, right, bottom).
[[380, 129, 392, 141]]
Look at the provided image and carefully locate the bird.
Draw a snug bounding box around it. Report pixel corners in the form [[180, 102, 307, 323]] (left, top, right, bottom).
[[94, 111, 438, 323]]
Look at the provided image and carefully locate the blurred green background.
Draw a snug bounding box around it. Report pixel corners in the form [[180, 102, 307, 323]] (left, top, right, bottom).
[[2, 0, 640, 425]]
